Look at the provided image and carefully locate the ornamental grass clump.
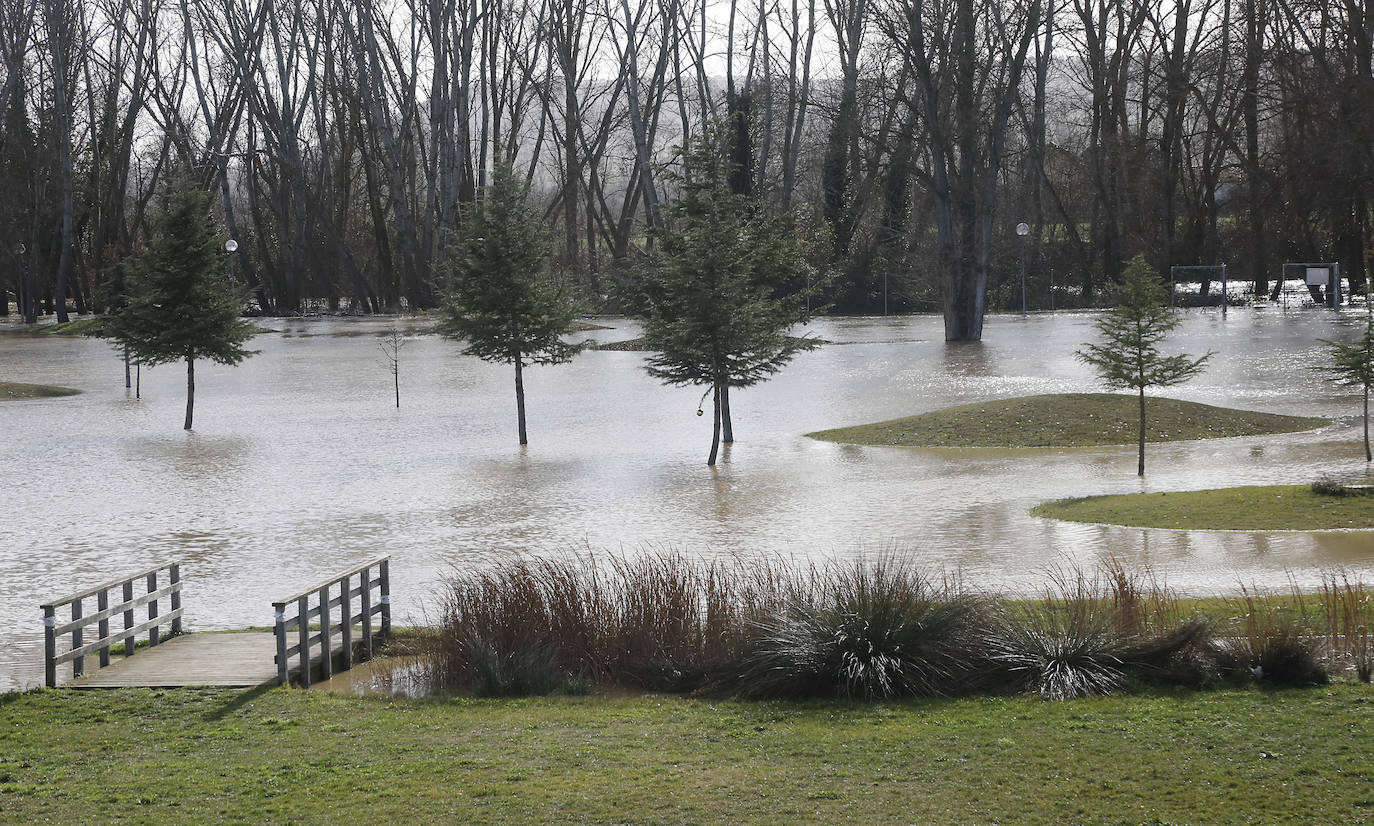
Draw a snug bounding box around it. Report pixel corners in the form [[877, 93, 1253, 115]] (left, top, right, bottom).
[[985, 566, 1220, 699], [1221, 585, 1328, 687], [718, 559, 988, 700]]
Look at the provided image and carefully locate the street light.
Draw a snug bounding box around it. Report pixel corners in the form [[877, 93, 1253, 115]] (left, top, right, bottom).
[[224, 239, 238, 283], [1015, 222, 1030, 316]]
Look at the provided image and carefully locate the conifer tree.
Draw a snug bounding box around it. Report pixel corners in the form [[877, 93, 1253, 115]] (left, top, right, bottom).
[[110, 176, 257, 429], [436, 163, 582, 445], [625, 131, 820, 466], [1077, 255, 1211, 475], [1320, 307, 1374, 461]]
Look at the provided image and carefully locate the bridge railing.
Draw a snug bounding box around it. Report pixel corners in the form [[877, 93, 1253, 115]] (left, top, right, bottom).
[[40, 562, 184, 688], [272, 556, 390, 687]]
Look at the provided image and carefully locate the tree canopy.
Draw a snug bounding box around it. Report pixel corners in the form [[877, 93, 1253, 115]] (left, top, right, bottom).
[[436, 163, 582, 445], [1077, 255, 1210, 475], [109, 175, 256, 429], [625, 133, 820, 465], [1319, 309, 1374, 461]]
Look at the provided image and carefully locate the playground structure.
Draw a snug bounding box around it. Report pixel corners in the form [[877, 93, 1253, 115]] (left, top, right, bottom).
[[1169, 262, 1360, 310]]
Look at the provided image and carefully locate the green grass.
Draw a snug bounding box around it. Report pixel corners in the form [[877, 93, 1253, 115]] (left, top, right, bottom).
[[0, 381, 81, 401], [1, 686, 1370, 824], [807, 393, 1327, 448], [1033, 485, 1374, 530]]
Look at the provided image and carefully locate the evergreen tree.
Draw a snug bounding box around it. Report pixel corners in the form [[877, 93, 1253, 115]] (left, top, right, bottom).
[[436, 163, 582, 446], [1077, 255, 1211, 475], [110, 176, 257, 429], [1319, 307, 1374, 461], [625, 132, 820, 466]]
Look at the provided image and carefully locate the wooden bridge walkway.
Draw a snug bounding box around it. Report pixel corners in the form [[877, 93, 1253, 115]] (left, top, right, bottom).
[[43, 558, 391, 690]]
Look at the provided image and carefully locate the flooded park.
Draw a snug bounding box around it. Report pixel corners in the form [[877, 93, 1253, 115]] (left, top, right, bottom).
[[3, 306, 1373, 691]]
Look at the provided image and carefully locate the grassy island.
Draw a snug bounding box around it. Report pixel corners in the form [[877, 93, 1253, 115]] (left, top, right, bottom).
[[807, 393, 1326, 448], [1033, 484, 1374, 530], [1, 381, 81, 400], [1, 685, 1372, 824]]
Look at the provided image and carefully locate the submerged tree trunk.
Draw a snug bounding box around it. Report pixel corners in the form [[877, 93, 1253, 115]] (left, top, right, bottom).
[[721, 384, 734, 443], [1364, 385, 1370, 462], [514, 356, 528, 446], [708, 383, 722, 465], [1137, 387, 1146, 476], [185, 357, 195, 430], [124, 348, 131, 389]]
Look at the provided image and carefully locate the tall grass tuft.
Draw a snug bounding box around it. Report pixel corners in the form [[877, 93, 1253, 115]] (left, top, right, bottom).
[[1314, 570, 1372, 681], [1222, 585, 1328, 686], [718, 558, 986, 699]]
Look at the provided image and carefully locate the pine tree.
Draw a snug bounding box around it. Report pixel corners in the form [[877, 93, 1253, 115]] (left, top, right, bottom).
[[109, 175, 257, 429], [1077, 255, 1211, 475], [625, 131, 820, 465], [435, 163, 582, 446], [1319, 307, 1374, 461]]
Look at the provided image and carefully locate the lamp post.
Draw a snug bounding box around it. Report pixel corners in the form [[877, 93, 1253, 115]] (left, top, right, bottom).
[[1015, 222, 1030, 316], [224, 239, 238, 284]]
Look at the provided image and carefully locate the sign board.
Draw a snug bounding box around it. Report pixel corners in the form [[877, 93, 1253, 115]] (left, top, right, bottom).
[[1306, 266, 1330, 286]]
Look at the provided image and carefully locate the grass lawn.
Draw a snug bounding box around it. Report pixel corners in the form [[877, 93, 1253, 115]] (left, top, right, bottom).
[[1033, 485, 1374, 531], [1, 685, 1371, 824], [0, 381, 81, 400], [807, 393, 1326, 448]]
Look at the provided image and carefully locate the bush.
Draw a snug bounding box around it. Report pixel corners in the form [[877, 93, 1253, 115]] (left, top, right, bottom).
[[717, 560, 987, 699], [1311, 476, 1350, 497]]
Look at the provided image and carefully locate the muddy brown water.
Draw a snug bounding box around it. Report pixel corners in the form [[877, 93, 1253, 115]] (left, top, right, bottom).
[[4, 308, 1372, 691]]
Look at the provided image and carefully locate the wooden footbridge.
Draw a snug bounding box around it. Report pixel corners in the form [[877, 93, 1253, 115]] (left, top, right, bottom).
[[40, 558, 391, 689]]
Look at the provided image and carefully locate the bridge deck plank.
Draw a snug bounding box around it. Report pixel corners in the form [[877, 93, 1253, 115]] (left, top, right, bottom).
[[67, 632, 280, 688]]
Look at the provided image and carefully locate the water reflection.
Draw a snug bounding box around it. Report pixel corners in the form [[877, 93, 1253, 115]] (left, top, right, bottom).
[[4, 308, 1374, 691]]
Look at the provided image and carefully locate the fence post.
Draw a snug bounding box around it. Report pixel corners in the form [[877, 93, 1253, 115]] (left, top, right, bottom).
[[170, 564, 182, 635], [43, 605, 56, 688], [297, 595, 311, 688], [318, 584, 332, 680], [340, 574, 353, 671], [379, 559, 391, 638], [122, 579, 135, 658], [147, 570, 160, 647], [98, 590, 111, 668], [71, 598, 84, 678], [273, 601, 288, 686], [361, 564, 374, 660]]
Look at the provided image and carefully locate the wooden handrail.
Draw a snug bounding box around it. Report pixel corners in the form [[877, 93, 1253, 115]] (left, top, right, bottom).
[[272, 557, 390, 687], [42, 562, 183, 687]]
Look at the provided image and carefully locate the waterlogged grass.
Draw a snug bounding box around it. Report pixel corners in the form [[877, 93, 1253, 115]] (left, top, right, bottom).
[[807, 393, 1326, 448], [0, 381, 80, 401], [1034, 485, 1374, 530], [0, 686, 1371, 824]]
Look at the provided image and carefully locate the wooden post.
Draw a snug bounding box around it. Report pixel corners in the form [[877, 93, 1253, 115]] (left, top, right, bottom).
[[98, 590, 110, 668], [43, 605, 56, 688], [169, 563, 182, 635], [273, 601, 289, 686], [147, 570, 160, 647], [318, 584, 332, 680], [71, 598, 84, 677], [360, 565, 373, 660], [340, 574, 353, 670], [122, 579, 135, 658], [297, 596, 311, 688], [379, 559, 391, 638]]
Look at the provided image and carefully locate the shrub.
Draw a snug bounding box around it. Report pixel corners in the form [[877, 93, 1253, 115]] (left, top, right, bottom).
[[718, 559, 987, 699], [1311, 476, 1350, 497], [1220, 586, 1328, 686]]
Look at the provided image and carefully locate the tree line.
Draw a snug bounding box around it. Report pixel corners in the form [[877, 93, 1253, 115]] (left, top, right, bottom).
[[2, 0, 1372, 341]]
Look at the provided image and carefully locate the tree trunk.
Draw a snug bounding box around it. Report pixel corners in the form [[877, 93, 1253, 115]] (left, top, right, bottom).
[[721, 383, 734, 443], [1137, 386, 1146, 476], [185, 357, 195, 431], [514, 357, 528, 446], [1364, 384, 1370, 462], [124, 348, 131, 389], [707, 383, 721, 465]]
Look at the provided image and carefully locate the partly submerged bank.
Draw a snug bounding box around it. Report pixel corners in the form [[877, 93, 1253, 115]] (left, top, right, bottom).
[[0, 381, 80, 400], [807, 392, 1327, 448], [1034, 484, 1374, 531]]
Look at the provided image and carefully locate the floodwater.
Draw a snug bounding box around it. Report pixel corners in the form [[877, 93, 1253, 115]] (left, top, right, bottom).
[[3, 307, 1373, 691]]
